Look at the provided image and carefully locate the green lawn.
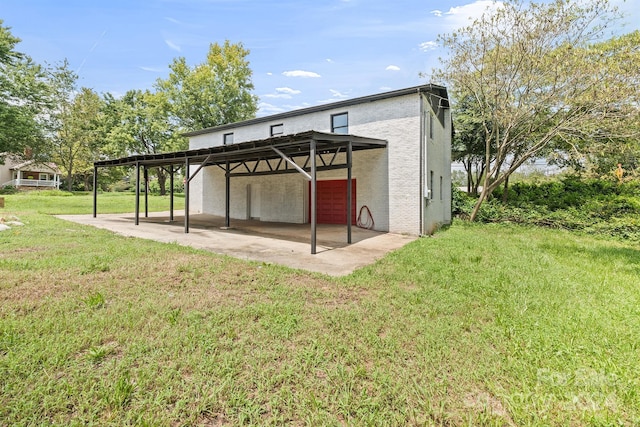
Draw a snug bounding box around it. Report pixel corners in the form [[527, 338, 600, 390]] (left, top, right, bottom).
[[1, 192, 639, 425], [0, 189, 184, 215]]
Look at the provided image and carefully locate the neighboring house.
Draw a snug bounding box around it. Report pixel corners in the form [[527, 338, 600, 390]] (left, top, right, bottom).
[[93, 84, 452, 253], [0, 154, 62, 190], [186, 84, 452, 236]]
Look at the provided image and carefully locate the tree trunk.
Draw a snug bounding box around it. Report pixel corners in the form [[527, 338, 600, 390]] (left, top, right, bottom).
[[157, 168, 167, 196], [66, 171, 73, 192], [501, 175, 510, 203], [470, 187, 488, 221]]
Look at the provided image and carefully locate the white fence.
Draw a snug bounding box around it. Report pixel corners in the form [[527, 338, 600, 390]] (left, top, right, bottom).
[[1, 179, 60, 189]]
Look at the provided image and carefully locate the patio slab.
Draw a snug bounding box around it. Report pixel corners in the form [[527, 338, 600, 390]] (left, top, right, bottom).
[[56, 211, 417, 276]]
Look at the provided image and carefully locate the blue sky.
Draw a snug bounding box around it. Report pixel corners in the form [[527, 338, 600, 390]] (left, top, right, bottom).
[[2, 0, 638, 117]]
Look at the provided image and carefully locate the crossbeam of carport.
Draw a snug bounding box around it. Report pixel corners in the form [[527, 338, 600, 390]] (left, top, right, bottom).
[[93, 130, 386, 254]]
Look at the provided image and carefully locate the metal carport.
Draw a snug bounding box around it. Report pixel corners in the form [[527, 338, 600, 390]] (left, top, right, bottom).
[[93, 130, 387, 254]]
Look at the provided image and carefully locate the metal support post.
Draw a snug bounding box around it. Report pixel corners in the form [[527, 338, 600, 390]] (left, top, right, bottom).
[[185, 158, 190, 233], [92, 166, 98, 217], [225, 161, 231, 228], [135, 162, 140, 225], [310, 140, 317, 254], [347, 141, 353, 244], [169, 167, 174, 222]]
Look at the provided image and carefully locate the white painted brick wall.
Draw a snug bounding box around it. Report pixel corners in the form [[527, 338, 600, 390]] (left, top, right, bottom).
[[189, 90, 449, 235]]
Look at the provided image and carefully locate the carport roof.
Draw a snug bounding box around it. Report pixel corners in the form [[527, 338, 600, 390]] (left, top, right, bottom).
[[94, 130, 387, 169]]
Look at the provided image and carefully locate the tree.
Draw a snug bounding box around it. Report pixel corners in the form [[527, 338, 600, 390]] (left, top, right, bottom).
[[60, 88, 104, 190], [156, 40, 258, 131], [114, 89, 186, 195], [0, 21, 49, 158], [452, 95, 493, 195], [433, 0, 640, 220], [46, 60, 82, 191]]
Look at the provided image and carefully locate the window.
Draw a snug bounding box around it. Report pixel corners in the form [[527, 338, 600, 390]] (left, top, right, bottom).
[[223, 133, 234, 145], [430, 170, 434, 200], [331, 112, 348, 134], [270, 124, 284, 136], [429, 112, 434, 140], [40, 173, 50, 181]]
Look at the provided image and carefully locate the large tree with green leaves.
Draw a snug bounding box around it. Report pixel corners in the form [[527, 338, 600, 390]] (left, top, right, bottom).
[[433, 0, 640, 220], [452, 95, 494, 195], [52, 86, 105, 191], [45, 60, 81, 191], [156, 40, 258, 132], [0, 20, 49, 158], [113, 89, 186, 195]]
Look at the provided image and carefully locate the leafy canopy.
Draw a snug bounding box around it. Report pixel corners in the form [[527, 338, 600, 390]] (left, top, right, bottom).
[[0, 20, 49, 158], [156, 40, 258, 132], [433, 0, 640, 220]]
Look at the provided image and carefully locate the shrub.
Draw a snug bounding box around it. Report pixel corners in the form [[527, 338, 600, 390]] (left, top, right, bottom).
[[466, 176, 640, 242], [0, 186, 18, 195]]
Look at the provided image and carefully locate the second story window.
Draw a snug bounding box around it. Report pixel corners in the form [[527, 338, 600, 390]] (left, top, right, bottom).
[[331, 112, 348, 134], [223, 133, 234, 145], [270, 124, 284, 136], [429, 112, 434, 140]]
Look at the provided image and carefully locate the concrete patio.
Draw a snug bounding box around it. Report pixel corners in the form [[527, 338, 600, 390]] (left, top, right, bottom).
[[56, 211, 417, 276]]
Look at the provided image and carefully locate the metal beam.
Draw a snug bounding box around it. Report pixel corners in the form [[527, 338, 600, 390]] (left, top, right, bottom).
[[187, 154, 214, 183], [271, 146, 312, 181], [229, 163, 347, 178]]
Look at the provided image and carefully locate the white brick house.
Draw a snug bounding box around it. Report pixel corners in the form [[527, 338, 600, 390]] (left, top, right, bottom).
[[185, 84, 452, 236]]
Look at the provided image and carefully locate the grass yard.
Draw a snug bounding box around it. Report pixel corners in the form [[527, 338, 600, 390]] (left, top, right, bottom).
[[1, 192, 639, 425], [0, 190, 184, 215]]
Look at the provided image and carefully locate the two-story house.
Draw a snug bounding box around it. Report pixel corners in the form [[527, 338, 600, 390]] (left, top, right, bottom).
[[93, 84, 452, 254]]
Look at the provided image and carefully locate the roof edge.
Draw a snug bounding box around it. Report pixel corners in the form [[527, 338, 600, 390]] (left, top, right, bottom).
[[184, 83, 448, 137]]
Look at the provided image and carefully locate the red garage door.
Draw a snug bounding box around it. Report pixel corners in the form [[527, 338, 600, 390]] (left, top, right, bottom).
[[310, 179, 357, 224]]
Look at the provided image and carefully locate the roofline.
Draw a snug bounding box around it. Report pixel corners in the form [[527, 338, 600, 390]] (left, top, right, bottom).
[[95, 130, 387, 168], [183, 83, 448, 137]]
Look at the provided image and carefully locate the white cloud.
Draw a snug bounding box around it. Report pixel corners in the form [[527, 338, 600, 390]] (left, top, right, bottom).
[[379, 86, 393, 92], [317, 89, 351, 104], [438, 1, 504, 29], [386, 65, 401, 71], [276, 87, 301, 95], [165, 17, 184, 25], [263, 93, 292, 99], [326, 58, 334, 63], [419, 41, 438, 52], [282, 70, 321, 78], [165, 39, 181, 52], [257, 102, 286, 116], [266, 72, 273, 76], [263, 87, 302, 99], [329, 89, 349, 99], [139, 66, 164, 72], [431, 10, 443, 17]]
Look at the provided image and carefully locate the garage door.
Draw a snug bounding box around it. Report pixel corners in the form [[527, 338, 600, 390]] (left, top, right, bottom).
[[311, 179, 357, 224]]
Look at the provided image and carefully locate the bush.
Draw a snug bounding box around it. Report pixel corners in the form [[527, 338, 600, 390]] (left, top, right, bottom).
[[0, 186, 18, 195], [451, 187, 475, 217], [465, 176, 640, 242]]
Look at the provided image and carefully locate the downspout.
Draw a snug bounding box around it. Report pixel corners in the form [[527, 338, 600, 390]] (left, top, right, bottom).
[[419, 90, 425, 236]]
